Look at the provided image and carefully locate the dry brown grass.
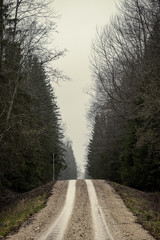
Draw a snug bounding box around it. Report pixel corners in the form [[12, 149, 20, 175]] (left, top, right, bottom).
[[0, 181, 55, 239], [108, 181, 160, 240]]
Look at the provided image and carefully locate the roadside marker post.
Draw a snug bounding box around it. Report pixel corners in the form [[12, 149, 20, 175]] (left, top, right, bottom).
[[53, 153, 55, 181]]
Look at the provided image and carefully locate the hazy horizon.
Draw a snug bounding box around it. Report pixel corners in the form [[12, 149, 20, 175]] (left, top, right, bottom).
[[52, 0, 118, 175]]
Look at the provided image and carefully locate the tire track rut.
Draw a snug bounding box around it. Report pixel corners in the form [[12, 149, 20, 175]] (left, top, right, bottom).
[[6, 179, 155, 240], [63, 180, 93, 240]]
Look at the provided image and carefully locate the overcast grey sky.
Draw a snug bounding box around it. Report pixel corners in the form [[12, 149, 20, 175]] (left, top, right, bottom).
[[52, 0, 118, 177]]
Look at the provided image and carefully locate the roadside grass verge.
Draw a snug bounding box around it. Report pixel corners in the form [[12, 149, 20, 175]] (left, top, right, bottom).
[[0, 182, 54, 239], [108, 181, 160, 240], [0, 196, 45, 238]]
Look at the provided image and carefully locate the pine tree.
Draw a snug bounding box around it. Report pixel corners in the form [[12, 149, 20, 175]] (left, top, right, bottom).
[[87, 0, 160, 191], [0, 1, 66, 191], [59, 139, 77, 180]]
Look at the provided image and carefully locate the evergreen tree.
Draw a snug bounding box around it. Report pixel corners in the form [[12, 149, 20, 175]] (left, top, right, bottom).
[[0, 1, 66, 192], [87, 0, 160, 191], [59, 139, 77, 180], [87, 114, 121, 182], [1, 55, 65, 191]]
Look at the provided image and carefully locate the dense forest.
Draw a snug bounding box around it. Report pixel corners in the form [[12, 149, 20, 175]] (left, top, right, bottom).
[[87, 0, 160, 191], [59, 139, 77, 180], [0, 0, 67, 192]]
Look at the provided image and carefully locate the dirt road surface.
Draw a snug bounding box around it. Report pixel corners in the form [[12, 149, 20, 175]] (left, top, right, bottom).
[[6, 180, 155, 240]]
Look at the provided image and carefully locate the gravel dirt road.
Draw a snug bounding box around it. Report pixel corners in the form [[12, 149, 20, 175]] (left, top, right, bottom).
[[6, 179, 155, 240]]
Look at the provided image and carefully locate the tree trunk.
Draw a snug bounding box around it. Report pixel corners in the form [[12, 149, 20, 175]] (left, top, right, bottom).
[[13, 0, 20, 42], [0, 0, 3, 71]]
